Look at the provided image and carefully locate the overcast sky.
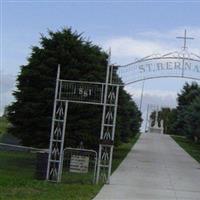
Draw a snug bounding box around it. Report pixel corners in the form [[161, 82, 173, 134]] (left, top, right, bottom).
[[1, 1, 200, 121]]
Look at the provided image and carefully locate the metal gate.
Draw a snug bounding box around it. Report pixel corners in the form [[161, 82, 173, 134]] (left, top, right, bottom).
[[61, 147, 97, 184]]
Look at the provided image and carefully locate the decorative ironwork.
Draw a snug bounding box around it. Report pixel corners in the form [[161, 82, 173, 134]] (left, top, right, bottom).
[[62, 147, 97, 184], [59, 80, 106, 104], [46, 30, 200, 185], [46, 66, 69, 182], [46, 59, 120, 184], [116, 52, 200, 85], [176, 29, 194, 50], [113, 31, 200, 85], [96, 51, 120, 184]]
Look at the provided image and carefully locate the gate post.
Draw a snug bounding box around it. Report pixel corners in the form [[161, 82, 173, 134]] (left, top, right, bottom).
[[96, 52, 119, 184], [46, 65, 68, 182]]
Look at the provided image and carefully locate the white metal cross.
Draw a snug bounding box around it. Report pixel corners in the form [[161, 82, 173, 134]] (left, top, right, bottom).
[[176, 29, 194, 50]]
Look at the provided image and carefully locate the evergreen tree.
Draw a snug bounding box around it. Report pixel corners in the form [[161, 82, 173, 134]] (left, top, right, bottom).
[[160, 107, 171, 134], [117, 89, 142, 143], [7, 28, 141, 148], [153, 108, 178, 135], [184, 96, 200, 141], [176, 82, 200, 136], [166, 108, 178, 135]]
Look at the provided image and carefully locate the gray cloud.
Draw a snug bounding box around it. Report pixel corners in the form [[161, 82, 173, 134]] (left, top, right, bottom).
[[101, 27, 200, 65]]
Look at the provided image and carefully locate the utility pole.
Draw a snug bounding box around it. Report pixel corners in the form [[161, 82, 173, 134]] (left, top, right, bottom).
[[139, 79, 145, 111], [145, 104, 150, 132]]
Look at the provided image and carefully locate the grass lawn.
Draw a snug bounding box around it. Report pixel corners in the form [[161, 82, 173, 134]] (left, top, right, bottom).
[[0, 134, 140, 200], [171, 135, 200, 163]]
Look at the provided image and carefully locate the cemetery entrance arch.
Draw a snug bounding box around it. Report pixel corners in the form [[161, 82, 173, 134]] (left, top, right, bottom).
[[46, 31, 200, 184]]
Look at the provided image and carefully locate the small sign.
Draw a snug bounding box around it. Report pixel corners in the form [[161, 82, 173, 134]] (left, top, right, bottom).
[[60, 81, 104, 103], [70, 155, 89, 173]]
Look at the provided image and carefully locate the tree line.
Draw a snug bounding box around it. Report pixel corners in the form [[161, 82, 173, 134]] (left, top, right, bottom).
[[7, 28, 142, 148], [151, 82, 200, 142]]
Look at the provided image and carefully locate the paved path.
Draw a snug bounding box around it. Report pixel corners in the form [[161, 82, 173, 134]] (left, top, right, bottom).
[[94, 133, 200, 200]]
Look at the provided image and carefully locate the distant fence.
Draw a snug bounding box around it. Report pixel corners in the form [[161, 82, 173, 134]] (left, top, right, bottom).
[[0, 142, 48, 152], [0, 143, 48, 181], [0, 143, 97, 184]]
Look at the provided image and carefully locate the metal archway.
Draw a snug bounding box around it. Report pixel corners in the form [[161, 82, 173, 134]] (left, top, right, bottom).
[[46, 32, 200, 184], [113, 51, 200, 86]]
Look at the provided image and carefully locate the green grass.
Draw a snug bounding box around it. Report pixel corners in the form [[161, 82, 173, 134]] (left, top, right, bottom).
[[172, 135, 200, 163], [0, 134, 140, 200]]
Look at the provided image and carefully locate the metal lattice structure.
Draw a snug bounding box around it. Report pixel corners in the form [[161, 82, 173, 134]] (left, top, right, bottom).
[[46, 30, 200, 184], [46, 52, 120, 183], [116, 31, 200, 85], [96, 58, 119, 184], [116, 51, 200, 85]]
